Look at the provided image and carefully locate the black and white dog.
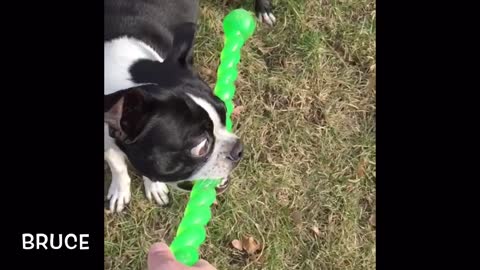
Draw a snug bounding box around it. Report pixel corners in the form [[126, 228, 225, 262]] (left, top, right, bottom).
[[104, 0, 274, 213]]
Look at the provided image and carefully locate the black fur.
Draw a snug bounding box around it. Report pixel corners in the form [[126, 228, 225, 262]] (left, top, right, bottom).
[[104, 0, 199, 56], [105, 0, 232, 183], [128, 22, 197, 87], [104, 0, 267, 186]]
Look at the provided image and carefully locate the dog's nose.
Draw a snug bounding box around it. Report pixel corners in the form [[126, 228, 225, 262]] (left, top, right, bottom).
[[227, 140, 243, 162]]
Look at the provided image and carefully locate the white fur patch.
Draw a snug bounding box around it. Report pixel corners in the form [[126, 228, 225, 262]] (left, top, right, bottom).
[[186, 94, 238, 140], [184, 94, 239, 182], [104, 37, 164, 95]]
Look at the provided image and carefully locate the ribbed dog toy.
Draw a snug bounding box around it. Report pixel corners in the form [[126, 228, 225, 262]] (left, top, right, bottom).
[[168, 9, 256, 266]]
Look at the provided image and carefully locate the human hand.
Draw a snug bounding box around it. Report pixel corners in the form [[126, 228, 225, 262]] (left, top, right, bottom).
[[147, 242, 217, 270]]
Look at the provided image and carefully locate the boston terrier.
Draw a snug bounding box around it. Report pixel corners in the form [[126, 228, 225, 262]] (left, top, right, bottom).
[[104, 0, 273, 213]]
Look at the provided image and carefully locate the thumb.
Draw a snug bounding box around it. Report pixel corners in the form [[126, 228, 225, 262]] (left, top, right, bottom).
[[148, 242, 175, 259], [147, 242, 179, 270], [148, 242, 216, 270]]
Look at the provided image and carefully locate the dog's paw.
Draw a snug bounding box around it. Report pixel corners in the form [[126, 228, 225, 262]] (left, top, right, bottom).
[[107, 176, 131, 213], [143, 177, 170, 206], [255, 0, 276, 26]]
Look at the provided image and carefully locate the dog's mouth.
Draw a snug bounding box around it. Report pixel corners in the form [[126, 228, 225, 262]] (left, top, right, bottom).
[[215, 178, 230, 194], [176, 177, 231, 194]]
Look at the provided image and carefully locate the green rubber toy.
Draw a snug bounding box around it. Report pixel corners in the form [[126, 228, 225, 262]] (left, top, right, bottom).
[[169, 9, 256, 266]]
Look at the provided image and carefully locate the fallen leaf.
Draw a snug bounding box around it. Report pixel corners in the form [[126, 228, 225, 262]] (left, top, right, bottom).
[[276, 189, 290, 207], [231, 106, 245, 119], [231, 239, 243, 251], [104, 257, 113, 269], [241, 235, 261, 255], [291, 211, 303, 226], [369, 213, 376, 227], [366, 196, 374, 205], [311, 226, 321, 236], [254, 252, 267, 264], [328, 214, 336, 224], [366, 74, 376, 92], [357, 158, 367, 178]]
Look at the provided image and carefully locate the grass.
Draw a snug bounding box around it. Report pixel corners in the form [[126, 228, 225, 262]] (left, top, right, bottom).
[[104, 0, 376, 269]]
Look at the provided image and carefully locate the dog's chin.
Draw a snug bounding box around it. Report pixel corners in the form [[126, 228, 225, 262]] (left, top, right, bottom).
[[175, 177, 231, 194]]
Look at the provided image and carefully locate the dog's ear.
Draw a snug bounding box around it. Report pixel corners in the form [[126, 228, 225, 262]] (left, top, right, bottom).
[[104, 88, 152, 143], [168, 22, 197, 67], [129, 23, 197, 88]]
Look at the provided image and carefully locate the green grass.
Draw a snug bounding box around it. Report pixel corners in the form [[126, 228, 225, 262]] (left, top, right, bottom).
[[104, 0, 376, 269]]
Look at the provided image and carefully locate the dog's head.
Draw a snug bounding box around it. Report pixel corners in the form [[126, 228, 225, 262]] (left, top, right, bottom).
[[104, 23, 243, 193]]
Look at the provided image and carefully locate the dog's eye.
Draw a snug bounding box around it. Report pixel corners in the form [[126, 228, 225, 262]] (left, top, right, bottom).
[[191, 138, 209, 157]]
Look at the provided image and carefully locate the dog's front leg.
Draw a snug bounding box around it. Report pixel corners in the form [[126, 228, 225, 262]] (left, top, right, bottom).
[[105, 147, 131, 212]]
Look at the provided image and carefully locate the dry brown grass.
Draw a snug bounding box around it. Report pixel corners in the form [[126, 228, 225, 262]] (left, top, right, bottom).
[[105, 0, 376, 269]]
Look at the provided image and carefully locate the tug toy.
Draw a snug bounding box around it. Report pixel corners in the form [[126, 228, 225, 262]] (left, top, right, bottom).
[[168, 9, 256, 266]]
